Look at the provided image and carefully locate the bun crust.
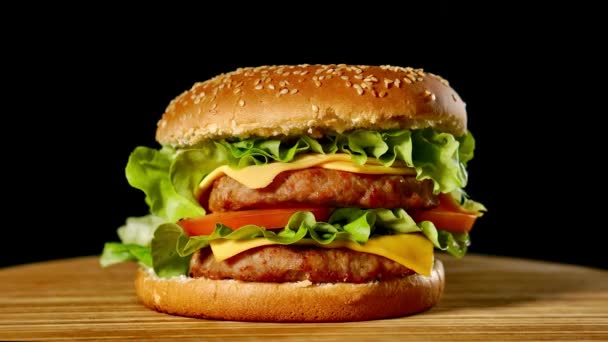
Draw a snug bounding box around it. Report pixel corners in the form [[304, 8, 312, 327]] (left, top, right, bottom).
[[156, 65, 466, 147], [134, 260, 444, 322]]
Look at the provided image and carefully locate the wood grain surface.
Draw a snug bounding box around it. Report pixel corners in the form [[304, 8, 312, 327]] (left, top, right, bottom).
[[0, 254, 606, 341]]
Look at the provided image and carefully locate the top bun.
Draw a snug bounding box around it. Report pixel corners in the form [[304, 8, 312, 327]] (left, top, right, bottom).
[[156, 64, 467, 147]]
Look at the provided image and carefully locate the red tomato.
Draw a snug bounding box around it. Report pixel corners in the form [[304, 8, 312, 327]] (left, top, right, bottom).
[[410, 194, 479, 233], [178, 208, 332, 236], [410, 210, 477, 233]]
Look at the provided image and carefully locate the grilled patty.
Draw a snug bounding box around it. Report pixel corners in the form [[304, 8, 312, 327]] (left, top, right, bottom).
[[189, 245, 414, 284], [206, 168, 437, 212]]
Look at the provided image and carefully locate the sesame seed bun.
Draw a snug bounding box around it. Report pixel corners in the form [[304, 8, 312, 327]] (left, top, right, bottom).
[[156, 64, 467, 147], [134, 260, 444, 322]]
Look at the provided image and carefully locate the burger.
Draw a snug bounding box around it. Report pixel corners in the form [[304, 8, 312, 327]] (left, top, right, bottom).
[[101, 64, 485, 322]]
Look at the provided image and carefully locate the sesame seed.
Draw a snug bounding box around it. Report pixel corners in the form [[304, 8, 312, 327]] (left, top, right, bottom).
[[255, 84, 263, 90], [354, 74, 363, 80], [279, 81, 286, 87], [314, 80, 321, 87], [319, 75, 325, 81], [353, 84, 364, 95], [233, 88, 241, 94], [280, 88, 289, 95], [290, 88, 298, 94], [340, 75, 349, 80], [384, 79, 393, 88], [379, 90, 387, 98], [345, 81, 352, 87], [254, 79, 261, 85], [371, 89, 378, 97], [239, 99, 245, 106], [301, 70, 309, 75], [268, 84, 275, 90], [312, 104, 319, 113], [417, 77, 423, 82], [403, 77, 412, 84], [394, 79, 401, 88], [282, 72, 290, 76]]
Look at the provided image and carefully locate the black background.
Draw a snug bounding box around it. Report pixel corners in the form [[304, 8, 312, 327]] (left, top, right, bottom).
[[3, 4, 604, 269]]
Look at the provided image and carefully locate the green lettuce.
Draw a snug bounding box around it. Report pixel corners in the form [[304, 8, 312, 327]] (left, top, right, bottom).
[[451, 188, 487, 214], [117, 215, 166, 246], [125, 129, 475, 222], [100, 214, 163, 268], [150, 208, 469, 277], [126, 146, 205, 222]]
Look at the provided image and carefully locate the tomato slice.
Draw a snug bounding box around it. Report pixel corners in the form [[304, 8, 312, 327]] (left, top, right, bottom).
[[410, 194, 479, 233], [178, 208, 332, 236], [410, 210, 477, 233]]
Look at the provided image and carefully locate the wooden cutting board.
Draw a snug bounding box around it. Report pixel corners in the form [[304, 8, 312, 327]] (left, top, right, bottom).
[[1, 255, 606, 341]]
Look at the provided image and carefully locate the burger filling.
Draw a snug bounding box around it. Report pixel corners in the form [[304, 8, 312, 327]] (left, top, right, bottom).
[[101, 128, 485, 280], [206, 168, 437, 212], [190, 245, 414, 283]]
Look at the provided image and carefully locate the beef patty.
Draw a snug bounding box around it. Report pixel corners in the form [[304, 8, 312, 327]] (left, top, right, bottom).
[[206, 168, 437, 212], [189, 245, 414, 284]]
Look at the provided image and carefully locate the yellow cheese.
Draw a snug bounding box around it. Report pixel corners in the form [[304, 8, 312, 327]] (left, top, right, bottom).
[[209, 233, 433, 276], [197, 153, 415, 195]]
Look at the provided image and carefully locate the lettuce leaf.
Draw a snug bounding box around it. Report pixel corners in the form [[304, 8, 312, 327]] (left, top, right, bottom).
[[451, 188, 487, 215], [100, 242, 152, 267], [117, 215, 166, 246], [126, 146, 205, 222], [100, 214, 163, 267], [125, 129, 476, 222], [411, 129, 469, 193], [150, 208, 470, 277]]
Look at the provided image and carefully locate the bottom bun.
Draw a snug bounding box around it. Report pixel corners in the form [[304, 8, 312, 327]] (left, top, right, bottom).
[[135, 260, 444, 322]]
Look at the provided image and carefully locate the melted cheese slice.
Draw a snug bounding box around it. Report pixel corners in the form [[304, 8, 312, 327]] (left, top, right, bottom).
[[198, 153, 415, 194], [209, 233, 433, 276]]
